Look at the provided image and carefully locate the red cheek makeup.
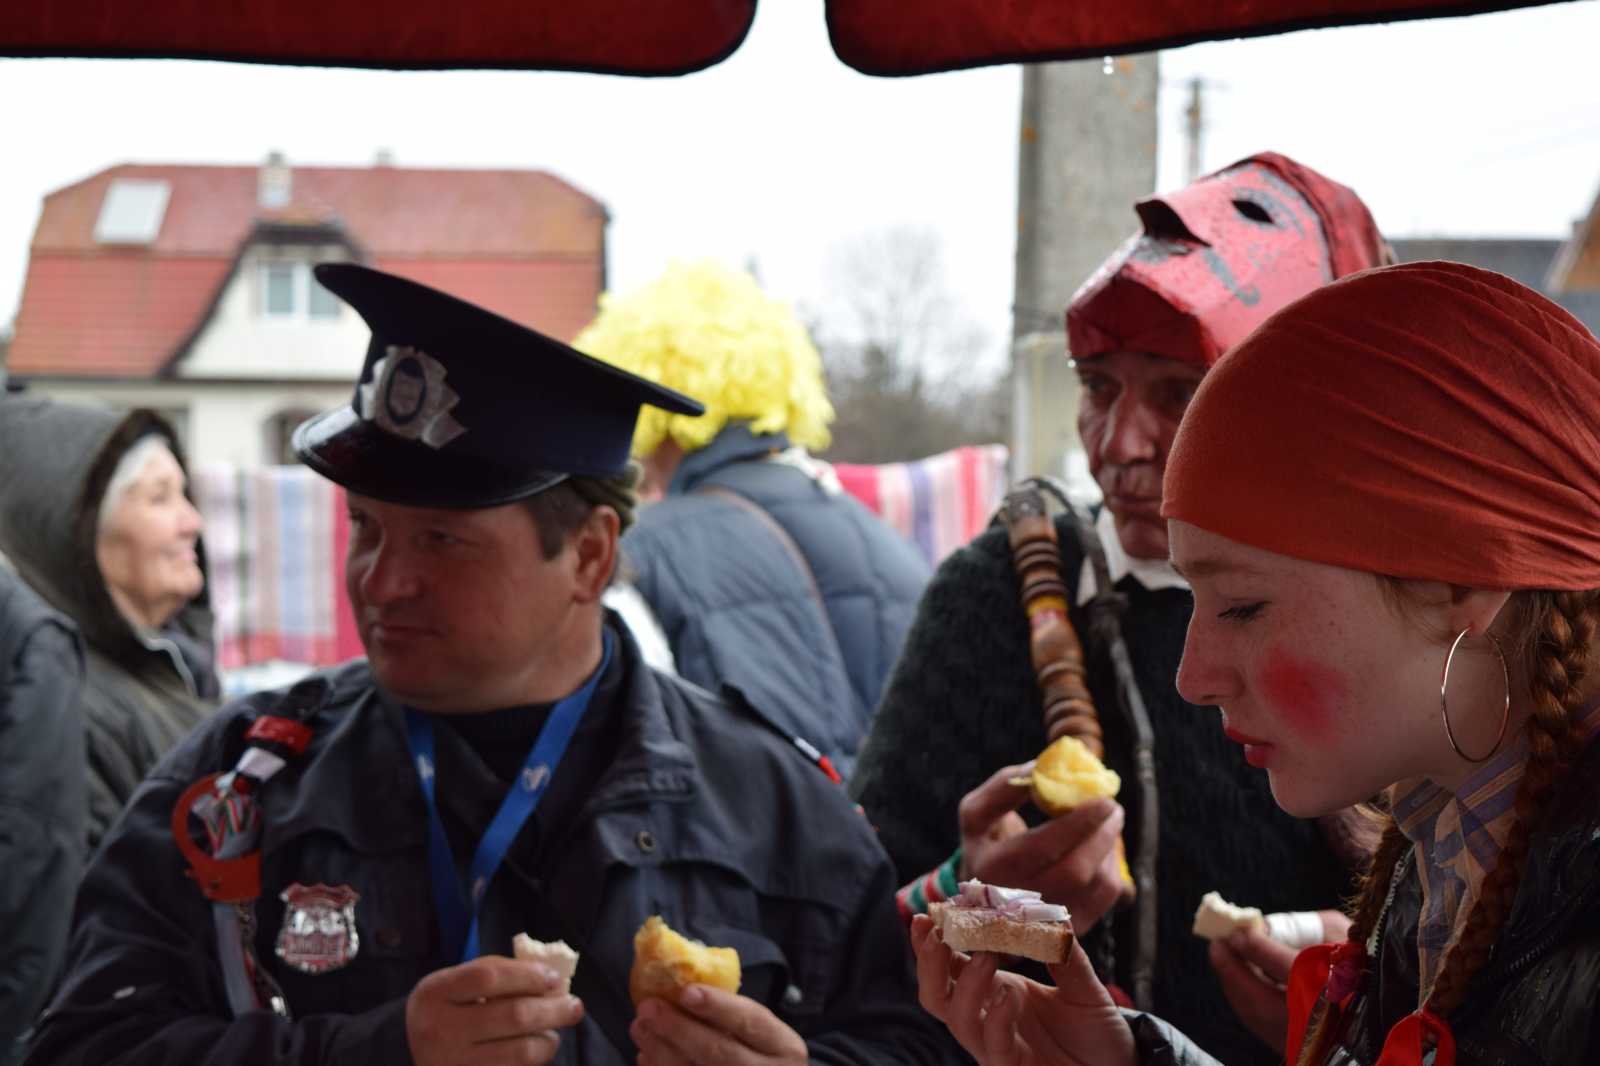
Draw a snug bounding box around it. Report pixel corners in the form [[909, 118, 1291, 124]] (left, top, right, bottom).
[[1259, 646, 1344, 739]]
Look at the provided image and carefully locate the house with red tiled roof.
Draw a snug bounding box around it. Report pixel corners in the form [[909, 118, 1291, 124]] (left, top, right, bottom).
[[1386, 171, 1600, 339], [5, 153, 608, 465], [1545, 176, 1600, 299]]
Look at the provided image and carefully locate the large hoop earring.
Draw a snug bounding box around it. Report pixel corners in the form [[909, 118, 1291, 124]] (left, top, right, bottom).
[[1440, 628, 1511, 763]]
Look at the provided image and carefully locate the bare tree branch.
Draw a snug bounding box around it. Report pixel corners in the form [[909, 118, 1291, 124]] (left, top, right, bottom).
[[806, 226, 1008, 463]]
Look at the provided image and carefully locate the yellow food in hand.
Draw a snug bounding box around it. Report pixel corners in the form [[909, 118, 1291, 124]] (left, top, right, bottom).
[[1007, 737, 1133, 891], [1020, 736, 1122, 817], [629, 915, 741, 1006]]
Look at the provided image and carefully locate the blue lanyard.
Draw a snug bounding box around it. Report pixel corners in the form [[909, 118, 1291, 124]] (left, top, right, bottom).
[[404, 631, 613, 962]]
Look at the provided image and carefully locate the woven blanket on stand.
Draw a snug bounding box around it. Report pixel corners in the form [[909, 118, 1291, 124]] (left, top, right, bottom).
[[193, 464, 362, 675], [834, 443, 1009, 568], [194, 444, 1008, 678]]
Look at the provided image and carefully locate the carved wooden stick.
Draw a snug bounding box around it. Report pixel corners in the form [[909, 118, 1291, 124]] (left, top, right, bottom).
[[1002, 487, 1104, 757], [1001, 486, 1135, 903]]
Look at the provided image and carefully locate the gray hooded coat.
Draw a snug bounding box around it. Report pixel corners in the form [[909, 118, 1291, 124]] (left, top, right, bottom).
[[0, 396, 216, 854]]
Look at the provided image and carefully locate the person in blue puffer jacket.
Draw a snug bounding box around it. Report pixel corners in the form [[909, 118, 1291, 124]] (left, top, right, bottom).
[[575, 262, 930, 780]]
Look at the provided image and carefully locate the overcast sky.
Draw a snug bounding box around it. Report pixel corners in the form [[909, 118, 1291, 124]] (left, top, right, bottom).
[[2, 0, 1598, 371]]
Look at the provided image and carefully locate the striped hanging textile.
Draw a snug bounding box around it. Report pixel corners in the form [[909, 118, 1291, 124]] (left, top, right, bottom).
[[193, 464, 363, 676], [834, 444, 1009, 567]]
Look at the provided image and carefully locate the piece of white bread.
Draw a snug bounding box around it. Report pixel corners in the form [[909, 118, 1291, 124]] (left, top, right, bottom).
[[512, 934, 580, 995], [1191, 891, 1266, 941], [929, 901, 1074, 964]]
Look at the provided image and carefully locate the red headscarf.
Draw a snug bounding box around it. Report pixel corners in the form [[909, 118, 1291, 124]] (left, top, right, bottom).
[[1163, 261, 1600, 590], [1067, 151, 1389, 368]]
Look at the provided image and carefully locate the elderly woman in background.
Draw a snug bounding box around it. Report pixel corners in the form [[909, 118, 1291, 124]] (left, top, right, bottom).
[[0, 396, 217, 853], [913, 262, 1600, 1066]]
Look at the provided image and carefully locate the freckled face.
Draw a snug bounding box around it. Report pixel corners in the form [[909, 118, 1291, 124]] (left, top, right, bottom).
[[1170, 521, 1449, 817]]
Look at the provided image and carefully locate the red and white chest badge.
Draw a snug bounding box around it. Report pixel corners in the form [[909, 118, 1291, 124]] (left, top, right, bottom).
[[276, 883, 361, 974]]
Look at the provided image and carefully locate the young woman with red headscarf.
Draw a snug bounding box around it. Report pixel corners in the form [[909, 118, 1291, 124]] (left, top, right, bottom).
[[855, 151, 1390, 1066], [911, 261, 1600, 1066]]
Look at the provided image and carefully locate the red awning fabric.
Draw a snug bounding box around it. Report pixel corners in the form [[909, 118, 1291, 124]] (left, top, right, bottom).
[[0, 0, 756, 74], [0, 0, 1575, 75], [826, 0, 1576, 75]]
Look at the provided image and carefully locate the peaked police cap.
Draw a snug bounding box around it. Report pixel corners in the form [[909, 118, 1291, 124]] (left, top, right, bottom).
[[293, 264, 703, 507]]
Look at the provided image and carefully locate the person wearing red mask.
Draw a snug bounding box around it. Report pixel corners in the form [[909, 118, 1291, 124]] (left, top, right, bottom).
[[912, 261, 1600, 1066], [850, 152, 1390, 1065]]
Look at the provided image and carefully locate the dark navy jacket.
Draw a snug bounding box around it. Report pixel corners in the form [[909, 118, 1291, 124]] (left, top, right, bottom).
[[26, 621, 956, 1066], [0, 565, 85, 1065], [623, 426, 930, 778]]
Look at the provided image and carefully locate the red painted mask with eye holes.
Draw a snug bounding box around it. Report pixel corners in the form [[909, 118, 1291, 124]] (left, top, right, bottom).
[[1067, 151, 1389, 368]]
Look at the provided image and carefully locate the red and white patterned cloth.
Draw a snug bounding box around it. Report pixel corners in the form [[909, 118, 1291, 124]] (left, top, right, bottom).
[[194, 443, 1009, 679], [834, 444, 1009, 569], [192, 465, 362, 676]]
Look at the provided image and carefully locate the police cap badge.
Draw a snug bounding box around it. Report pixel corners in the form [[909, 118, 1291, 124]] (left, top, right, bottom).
[[293, 264, 703, 507]]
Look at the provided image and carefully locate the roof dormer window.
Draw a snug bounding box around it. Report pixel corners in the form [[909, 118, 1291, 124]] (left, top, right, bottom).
[[263, 262, 296, 316], [259, 260, 342, 322], [95, 179, 171, 245]]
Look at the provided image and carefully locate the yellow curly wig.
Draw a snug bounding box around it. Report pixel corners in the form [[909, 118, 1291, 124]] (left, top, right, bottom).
[[573, 260, 833, 457]]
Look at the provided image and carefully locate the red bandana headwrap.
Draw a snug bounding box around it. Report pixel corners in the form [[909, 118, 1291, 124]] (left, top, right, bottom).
[[1165, 260, 1600, 591], [1067, 151, 1389, 368]]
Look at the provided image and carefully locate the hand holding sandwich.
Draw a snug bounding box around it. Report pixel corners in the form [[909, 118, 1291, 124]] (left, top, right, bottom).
[[959, 761, 1126, 935], [910, 913, 1134, 1066]]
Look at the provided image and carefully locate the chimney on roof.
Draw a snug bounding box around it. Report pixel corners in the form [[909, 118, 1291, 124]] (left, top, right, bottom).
[[374, 148, 396, 167], [259, 151, 292, 209]]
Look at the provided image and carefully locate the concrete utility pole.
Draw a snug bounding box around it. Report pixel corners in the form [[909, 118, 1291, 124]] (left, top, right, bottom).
[[1011, 55, 1159, 487], [1184, 75, 1205, 184]]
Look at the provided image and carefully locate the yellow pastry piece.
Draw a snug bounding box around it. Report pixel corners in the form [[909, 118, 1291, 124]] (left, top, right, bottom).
[[629, 915, 741, 1006], [1116, 847, 1133, 887], [1016, 735, 1122, 816], [1007, 737, 1132, 890]]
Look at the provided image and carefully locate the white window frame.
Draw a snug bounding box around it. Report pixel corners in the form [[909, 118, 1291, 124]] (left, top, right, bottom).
[[258, 260, 340, 323], [260, 260, 299, 319]]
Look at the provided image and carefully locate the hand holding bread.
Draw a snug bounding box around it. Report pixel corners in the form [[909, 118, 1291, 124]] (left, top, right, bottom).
[[911, 911, 1136, 1066], [958, 761, 1127, 936], [1205, 904, 1351, 1054], [627, 915, 806, 1065], [1013, 736, 1134, 891], [404, 953, 581, 1066]]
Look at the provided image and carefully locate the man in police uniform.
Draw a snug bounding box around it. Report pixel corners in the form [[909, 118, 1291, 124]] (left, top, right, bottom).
[[28, 265, 956, 1066]]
